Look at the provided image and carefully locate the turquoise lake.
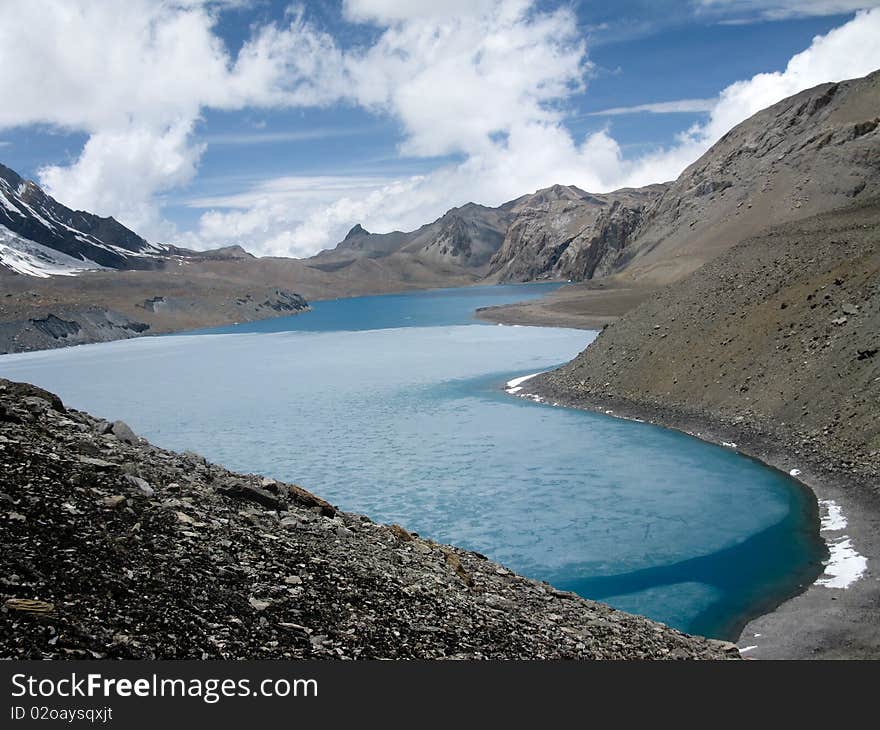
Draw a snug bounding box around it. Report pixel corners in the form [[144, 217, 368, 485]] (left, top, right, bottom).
[[0, 283, 824, 638]]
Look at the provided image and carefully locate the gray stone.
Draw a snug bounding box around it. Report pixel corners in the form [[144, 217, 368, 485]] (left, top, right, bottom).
[[124, 474, 154, 497], [111, 421, 139, 445]]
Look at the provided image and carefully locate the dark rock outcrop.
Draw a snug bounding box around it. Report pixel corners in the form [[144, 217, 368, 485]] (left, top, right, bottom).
[[344, 224, 369, 240], [259, 290, 309, 313], [0, 307, 150, 353], [30, 313, 81, 339]]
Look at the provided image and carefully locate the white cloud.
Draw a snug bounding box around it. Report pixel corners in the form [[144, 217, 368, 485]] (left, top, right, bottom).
[[587, 99, 717, 116], [39, 122, 203, 240], [342, 0, 503, 23], [200, 128, 369, 145], [186, 8, 880, 255], [696, 1, 880, 22], [341, 1, 586, 157], [185, 174, 397, 210], [0, 0, 349, 237], [661, 7, 880, 162], [2, 1, 880, 255]]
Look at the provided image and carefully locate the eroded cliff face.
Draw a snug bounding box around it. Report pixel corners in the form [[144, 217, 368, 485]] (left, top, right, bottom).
[[0, 285, 308, 354], [0, 378, 735, 660], [487, 185, 667, 283]]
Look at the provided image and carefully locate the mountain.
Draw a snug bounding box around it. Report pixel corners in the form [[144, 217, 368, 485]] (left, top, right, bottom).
[[522, 196, 880, 659], [617, 70, 880, 284], [535, 199, 880, 482], [2, 70, 878, 355], [0, 163, 164, 275], [490, 70, 880, 285], [312, 71, 878, 287], [309, 201, 518, 275]]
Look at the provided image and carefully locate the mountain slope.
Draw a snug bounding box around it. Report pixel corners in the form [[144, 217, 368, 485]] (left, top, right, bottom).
[[525, 198, 880, 659], [535, 200, 880, 482], [488, 70, 880, 285], [0, 163, 162, 273], [618, 70, 880, 284]]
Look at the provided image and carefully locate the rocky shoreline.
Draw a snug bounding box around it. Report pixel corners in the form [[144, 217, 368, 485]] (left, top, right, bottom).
[[0, 274, 311, 354], [514, 377, 880, 658], [474, 279, 655, 330], [0, 378, 736, 660], [489, 202, 880, 659]]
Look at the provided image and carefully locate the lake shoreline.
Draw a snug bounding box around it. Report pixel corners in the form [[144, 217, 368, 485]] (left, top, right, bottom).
[[0, 376, 739, 660], [0, 280, 569, 355], [515, 375, 880, 659], [474, 279, 656, 330]]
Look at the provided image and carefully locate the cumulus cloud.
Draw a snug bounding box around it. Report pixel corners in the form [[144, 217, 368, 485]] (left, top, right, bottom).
[[342, 0, 503, 23], [186, 7, 880, 255], [341, 1, 586, 159], [2, 1, 880, 254], [0, 0, 347, 236], [39, 123, 203, 240]]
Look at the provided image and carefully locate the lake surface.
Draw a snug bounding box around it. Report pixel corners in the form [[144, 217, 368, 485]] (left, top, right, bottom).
[[0, 283, 824, 638]]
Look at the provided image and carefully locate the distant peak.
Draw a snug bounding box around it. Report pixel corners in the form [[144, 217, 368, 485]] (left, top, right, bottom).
[[344, 224, 369, 240]]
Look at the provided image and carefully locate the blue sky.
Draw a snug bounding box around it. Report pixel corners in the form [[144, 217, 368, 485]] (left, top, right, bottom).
[[1, 1, 879, 256]]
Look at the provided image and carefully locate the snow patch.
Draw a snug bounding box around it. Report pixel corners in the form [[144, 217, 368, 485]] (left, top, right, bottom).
[[789, 468, 801, 477], [0, 225, 104, 278], [722, 441, 738, 449], [739, 645, 758, 653], [819, 499, 847, 532], [817, 537, 867, 589], [505, 372, 544, 394], [815, 499, 866, 589]]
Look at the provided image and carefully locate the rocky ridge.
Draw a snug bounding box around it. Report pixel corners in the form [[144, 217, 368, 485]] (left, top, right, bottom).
[[0, 163, 162, 272], [488, 185, 666, 282], [311, 201, 517, 274], [0, 378, 734, 660]]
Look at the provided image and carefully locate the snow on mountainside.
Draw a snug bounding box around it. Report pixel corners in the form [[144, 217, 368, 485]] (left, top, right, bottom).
[[0, 225, 105, 278], [0, 162, 165, 275]]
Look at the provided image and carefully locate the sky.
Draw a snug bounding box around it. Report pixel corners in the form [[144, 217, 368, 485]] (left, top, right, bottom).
[[0, 0, 879, 257]]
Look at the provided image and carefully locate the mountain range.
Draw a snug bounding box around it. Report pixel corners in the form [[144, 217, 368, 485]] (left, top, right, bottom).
[[0, 69, 878, 353]]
